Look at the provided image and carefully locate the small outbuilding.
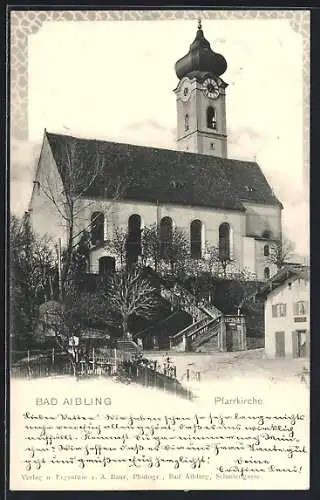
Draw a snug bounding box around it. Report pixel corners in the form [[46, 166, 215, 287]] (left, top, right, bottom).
[[258, 265, 310, 358]]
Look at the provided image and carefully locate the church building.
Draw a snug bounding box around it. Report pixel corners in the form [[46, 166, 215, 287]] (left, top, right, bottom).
[[28, 21, 282, 281]]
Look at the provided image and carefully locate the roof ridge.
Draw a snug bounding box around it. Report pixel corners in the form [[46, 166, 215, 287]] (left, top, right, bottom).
[[44, 130, 282, 210], [45, 130, 259, 166]]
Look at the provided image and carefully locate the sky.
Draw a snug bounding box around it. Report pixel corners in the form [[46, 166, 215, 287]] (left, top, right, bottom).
[[11, 17, 309, 257]]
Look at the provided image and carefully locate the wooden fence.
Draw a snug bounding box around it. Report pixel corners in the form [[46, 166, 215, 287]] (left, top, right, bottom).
[[120, 361, 193, 400], [11, 348, 133, 379], [11, 348, 194, 400]]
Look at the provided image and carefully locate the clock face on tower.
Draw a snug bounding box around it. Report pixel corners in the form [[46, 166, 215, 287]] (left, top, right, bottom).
[[203, 78, 219, 99]]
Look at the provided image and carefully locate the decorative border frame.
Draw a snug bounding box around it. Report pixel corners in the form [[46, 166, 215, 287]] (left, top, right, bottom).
[[10, 9, 310, 181]]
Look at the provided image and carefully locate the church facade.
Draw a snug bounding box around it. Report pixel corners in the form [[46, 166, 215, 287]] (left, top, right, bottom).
[[28, 22, 282, 281]]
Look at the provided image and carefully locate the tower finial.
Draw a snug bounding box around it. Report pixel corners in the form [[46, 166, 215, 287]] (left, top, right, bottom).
[[198, 18, 202, 31]]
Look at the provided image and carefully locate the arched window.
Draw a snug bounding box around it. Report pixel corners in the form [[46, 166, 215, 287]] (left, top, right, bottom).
[[207, 106, 216, 130], [219, 223, 230, 261], [190, 219, 202, 259], [264, 244, 270, 257], [91, 212, 104, 246], [99, 256, 115, 276], [160, 217, 173, 256], [185, 114, 189, 131], [264, 267, 270, 279], [127, 214, 142, 265]]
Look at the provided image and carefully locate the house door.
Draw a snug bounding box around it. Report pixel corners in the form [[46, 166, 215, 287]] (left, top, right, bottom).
[[275, 331, 285, 357], [226, 325, 234, 352], [295, 330, 307, 358]]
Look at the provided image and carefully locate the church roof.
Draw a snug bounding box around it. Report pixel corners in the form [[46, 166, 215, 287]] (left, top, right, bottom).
[[45, 131, 282, 212]]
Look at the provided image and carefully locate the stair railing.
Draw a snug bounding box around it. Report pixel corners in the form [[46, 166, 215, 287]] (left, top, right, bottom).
[[160, 285, 207, 321], [189, 317, 222, 349], [199, 303, 222, 319], [169, 316, 212, 348]]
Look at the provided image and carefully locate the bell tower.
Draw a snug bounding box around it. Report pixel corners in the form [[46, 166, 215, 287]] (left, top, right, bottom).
[[174, 21, 228, 158]]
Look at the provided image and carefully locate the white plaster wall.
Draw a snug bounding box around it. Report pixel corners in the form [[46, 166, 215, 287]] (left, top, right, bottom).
[[79, 197, 245, 273], [29, 134, 67, 247], [176, 83, 198, 141], [243, 237, 256, 276], [243, 202, 282, 240], [177, 133, 198, 153], [197, 132, 227, 158], [88, 246, 115, 274], [197, 92, 226, 134], [255, 240, 278, 281], [264, 277, 310, 358], [175, 78, 227, 157]]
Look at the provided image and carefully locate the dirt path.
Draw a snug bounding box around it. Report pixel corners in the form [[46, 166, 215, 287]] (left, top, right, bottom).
[[144, 349, 309, 385]]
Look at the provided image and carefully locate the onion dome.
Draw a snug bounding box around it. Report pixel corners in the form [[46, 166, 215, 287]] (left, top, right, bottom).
[[175, 20, 227, 80]]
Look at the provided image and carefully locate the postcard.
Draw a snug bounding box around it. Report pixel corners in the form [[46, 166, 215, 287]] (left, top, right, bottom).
[[9, 9, 310, 491]]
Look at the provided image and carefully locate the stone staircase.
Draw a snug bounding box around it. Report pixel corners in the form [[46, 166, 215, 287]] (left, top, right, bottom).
[[189, 316, 224, 351], [160, 281, 225, 352], [160, 283, 221, 319]]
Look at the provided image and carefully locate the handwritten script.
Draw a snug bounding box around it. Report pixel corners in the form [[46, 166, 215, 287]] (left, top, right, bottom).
[[20, 410, 307, 483]]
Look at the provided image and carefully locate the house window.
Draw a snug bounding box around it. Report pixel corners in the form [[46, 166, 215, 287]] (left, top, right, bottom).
[[272, 303, 287, 317], [264, 244, 270, 257], [264, 267, 270, 279], [160, 216, 173, 256], [190, 219, 202, 259], [293, 301, 308, 316], [185, 114, 189, 131], [91, 212, 104, 246], [127, 214, 142, 265], [210, 142, 215, 150], [219, 223, 230, 261], [207, 106, 217, 130]]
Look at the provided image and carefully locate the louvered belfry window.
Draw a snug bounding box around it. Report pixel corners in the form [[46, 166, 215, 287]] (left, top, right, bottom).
[[207, 106, 217, 130]]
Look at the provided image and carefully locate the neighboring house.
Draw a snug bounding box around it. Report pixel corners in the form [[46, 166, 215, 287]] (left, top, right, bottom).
[[28, 21, 282, 281], [258, 265, 310, 358]]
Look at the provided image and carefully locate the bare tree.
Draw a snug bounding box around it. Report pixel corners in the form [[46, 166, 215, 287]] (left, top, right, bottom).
[[106, 267, 159, 339], [164, 227, 189, 275], [10, 214, 56, 340], [205, 243, 232, 278], [38, 140, 124, 297], [141, 223, 189, 275], [141, 223, 162, 271], [108, 226, 128, 269], [268, 237, 295, 270]]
